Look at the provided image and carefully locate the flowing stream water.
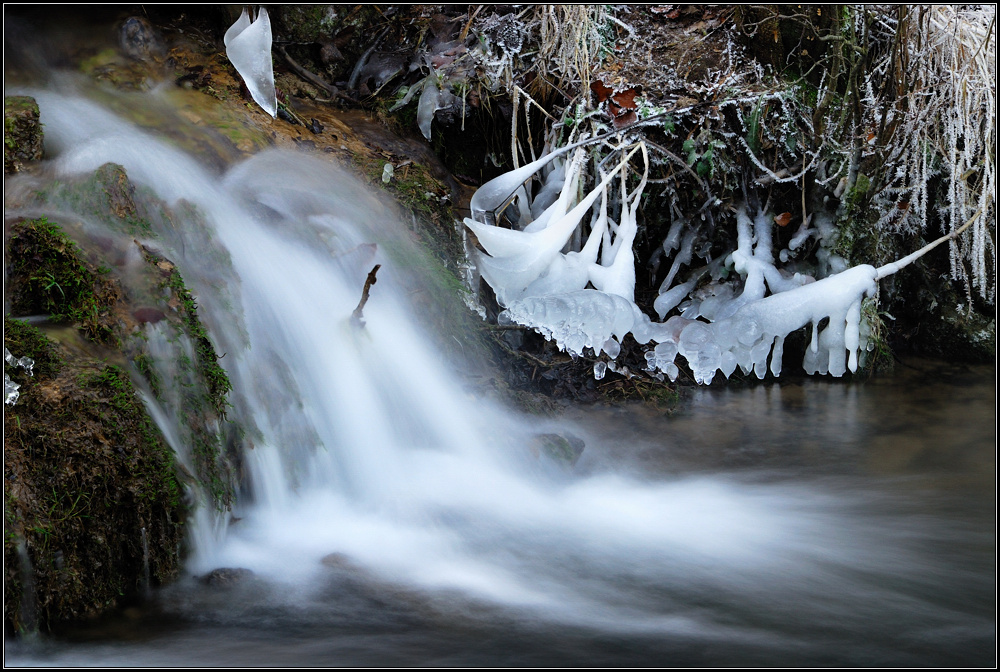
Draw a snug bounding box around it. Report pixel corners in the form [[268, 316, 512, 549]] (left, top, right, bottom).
[[4, 86, 996, 667]]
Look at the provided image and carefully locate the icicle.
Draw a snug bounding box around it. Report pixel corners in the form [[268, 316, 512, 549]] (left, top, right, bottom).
[[224, 7, 277, 118]]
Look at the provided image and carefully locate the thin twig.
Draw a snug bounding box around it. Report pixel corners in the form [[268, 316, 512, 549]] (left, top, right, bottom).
[[277, 45, 336, 95], [876, 209, 981, 280], [351, 264, 381, 327]]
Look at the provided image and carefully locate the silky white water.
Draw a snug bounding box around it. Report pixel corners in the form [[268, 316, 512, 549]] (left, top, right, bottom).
[[5, 89, 994, 666]]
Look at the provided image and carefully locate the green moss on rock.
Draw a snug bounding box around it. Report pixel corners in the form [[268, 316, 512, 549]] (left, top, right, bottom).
[[5, 217, 122, 343], [4, 95, 43, 174], [30, 163, 159, 237], [4, 322, 182, 633]]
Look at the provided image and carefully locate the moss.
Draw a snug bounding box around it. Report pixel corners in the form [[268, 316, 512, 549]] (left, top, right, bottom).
[[32, 163, 156, 237], [5, 217, 121, 343], [77, 47, 152, 91], [856, 296, 896, 377], [351, 151, 455, 225], [4, 325, 183, 633], [138, 253, 236, 510], [3, 318, 61, 379], [531, 433, 585, 465], [161, 266, 232, 418], [4, 95, 43, 174], [133, 352, 161, 398]]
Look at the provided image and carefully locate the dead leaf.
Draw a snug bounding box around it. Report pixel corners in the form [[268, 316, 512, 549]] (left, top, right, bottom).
[[590, 80, 614, 103], [774, 212, 793, 227]]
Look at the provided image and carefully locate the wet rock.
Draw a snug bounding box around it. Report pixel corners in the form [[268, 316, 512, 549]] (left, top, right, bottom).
[[531, 432, 586, 466], [133, 307, 166, 324], [4, 320, 183, 632], [118, 17, 165, 62], [320, 552, 354, 569], [199, 567, 254, 587], [4, 96, 43, 174]]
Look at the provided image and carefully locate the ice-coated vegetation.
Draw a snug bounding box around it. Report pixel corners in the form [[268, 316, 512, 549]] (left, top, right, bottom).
[[460, 5, 994, 383], [466, 145, 897, 383]]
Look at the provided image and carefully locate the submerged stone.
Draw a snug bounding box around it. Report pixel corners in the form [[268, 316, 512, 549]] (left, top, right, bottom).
[[199, 567, 254, 587], [531, 432, 586, 466]]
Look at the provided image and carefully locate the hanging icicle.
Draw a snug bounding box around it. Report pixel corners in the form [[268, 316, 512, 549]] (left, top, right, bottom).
[[224, 6, 277, 118]]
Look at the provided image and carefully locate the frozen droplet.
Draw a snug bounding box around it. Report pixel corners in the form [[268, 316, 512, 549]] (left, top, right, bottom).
[[5, 348, 35, 376], [736, 319, 762, 346], [602, 337, 621, 359], [381, 163, 394, 183], [593, 361, 607, 380], [5, 373, 20, 406], [654, 340, 678, 362]]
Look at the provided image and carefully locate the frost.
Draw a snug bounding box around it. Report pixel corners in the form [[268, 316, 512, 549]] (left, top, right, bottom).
[[224, 7, 276, 118]]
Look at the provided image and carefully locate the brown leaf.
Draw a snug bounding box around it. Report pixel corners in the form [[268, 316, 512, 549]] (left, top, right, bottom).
[[611, 110, 638, 129], [610, 87, 638, 111], [590, 80, 614, 103], [774, 212, 793, 227]]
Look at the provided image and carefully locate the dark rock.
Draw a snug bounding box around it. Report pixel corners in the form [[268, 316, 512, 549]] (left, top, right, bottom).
[[199, 567, 254, 587], [133, 307, 166, 324], [277, 108, 299, 125], [320, 552, 354, 569], [4, 320, 183, 632], [118, 17, 165, 62]]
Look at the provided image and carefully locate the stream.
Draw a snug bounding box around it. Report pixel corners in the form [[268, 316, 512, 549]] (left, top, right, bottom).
[[4, 83, 996, 667]]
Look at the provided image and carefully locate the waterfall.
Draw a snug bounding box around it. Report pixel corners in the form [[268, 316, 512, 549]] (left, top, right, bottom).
[[7, 89, 992, 651]]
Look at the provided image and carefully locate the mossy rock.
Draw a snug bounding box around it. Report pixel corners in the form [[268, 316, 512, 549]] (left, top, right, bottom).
[[5, 216, 123, 343], [4, 320, 183, 633], [10, 167, 239, 512], [531, 433, 586, 466], [28, 163, 161, 237], [4, 95, 43, 174]]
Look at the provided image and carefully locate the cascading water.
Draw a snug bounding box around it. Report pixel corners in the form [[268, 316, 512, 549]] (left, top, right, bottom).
[[5, 87, 994, 666]]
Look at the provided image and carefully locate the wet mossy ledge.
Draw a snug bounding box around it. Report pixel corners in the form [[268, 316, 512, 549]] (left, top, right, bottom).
[[4, 319, 182, 633], [4, 163, 239, 629]]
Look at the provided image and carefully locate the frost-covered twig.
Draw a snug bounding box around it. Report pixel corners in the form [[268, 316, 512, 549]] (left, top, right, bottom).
[[875, 209, 981, 280]]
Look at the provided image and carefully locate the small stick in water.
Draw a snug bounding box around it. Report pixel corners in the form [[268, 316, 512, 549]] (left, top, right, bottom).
[[351, 264, 381, 328]]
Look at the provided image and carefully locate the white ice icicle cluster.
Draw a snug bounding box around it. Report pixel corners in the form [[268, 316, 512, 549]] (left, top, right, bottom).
[[466, 143, 649, 358], [466, 147, 886, 384], [224, 7, 277, 118]]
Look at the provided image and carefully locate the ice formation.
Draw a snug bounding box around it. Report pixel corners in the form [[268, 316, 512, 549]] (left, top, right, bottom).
[[4, 347, 35, 406], [224, 7, 277, 118], [465, 144, 889, 383]]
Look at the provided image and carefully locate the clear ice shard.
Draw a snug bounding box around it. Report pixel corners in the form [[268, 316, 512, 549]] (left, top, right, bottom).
[[5, 374, 20, 406], [224, 7, 277, 118]]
